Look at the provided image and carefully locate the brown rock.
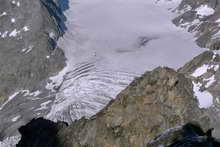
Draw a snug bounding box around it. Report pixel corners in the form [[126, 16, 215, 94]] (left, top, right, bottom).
[[56, 67, 210, 147]]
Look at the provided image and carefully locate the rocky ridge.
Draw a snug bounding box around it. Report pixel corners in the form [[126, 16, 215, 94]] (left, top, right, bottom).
[[53, 67, 210, 147]]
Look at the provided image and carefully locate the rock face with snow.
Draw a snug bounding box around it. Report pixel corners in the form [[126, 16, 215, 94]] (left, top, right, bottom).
[[0, 0, 67, 141], [0, 0, 66, 103], [55, 67, 210, 147], [178, 50, 220, 136], [173, 0, 220, 50]]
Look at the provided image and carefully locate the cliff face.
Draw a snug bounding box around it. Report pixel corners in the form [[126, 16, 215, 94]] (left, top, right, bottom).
[[0, 0, 67, 140], [0, 0, 66, 103], [54, 67, 210, 147]]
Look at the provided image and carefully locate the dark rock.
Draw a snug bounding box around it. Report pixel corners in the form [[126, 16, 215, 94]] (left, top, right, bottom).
[[147, 122, 220, 147], [16, 117, 68, 147]]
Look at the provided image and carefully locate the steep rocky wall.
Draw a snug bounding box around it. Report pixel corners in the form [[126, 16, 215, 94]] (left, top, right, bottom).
[[0, 0, 66, 103]]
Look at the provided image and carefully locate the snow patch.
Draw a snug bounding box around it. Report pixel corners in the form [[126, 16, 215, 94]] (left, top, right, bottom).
[[49, 32, 55, 39], [0, 92, 20, 110], [9, 29, 20, 37], [216, 19, 220, 23], [21, 90, 41, 97], [195, 5, 214, 17], [17, 1, 20, 7], [35, 100, 52, 111], [11, 0, 16, 4], [23, 26, 30, 32], [193, 82, 213, 108], [11, 18, 16, 23], [214, 65, 219, 71], [11, 115, 21, 122], [21, 45, 34, 54], [0, 12, 7, 17], [205, 75, 215, 88], [1, 31, 8, 38], [191, 64, 209, 77]]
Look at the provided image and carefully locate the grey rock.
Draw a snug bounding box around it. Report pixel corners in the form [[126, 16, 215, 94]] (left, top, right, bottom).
[[0, 0, 66, 104], [173, 0, 220, 50]]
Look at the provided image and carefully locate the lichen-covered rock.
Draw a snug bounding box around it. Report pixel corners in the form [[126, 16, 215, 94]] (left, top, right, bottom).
[[56, 67, 210, 147]]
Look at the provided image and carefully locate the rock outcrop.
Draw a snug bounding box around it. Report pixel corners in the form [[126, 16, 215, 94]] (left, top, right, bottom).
[[54, 67, 210, 147]]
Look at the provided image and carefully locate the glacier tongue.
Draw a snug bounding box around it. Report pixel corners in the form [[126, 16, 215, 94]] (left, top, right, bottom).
[[47, 0, 205, 122]]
